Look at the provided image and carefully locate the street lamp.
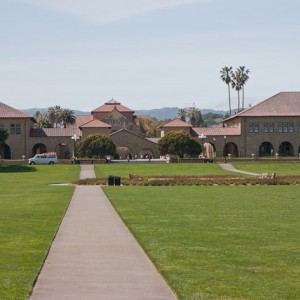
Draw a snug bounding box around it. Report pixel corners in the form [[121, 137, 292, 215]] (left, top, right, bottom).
[[224, 135, 227, 163], [199, 134, 207, 157], [71, 134, 80, 163], [213, 138, 216, 160]]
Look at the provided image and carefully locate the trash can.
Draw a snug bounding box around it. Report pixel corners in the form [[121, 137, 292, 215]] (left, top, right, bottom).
[[108, 176, 114, 186], [114, 176, 121, 186]]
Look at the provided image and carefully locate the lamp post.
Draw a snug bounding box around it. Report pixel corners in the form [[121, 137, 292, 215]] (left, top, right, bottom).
[[199, 133, 207, 157], [71, 134, 80, 163], [213, 138, 216, 160], [224, 135, 227, 163]]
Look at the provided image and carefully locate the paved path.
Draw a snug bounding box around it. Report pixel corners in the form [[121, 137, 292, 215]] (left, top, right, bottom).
[[219, 163, 259, 176], [30, 165, 176, 300]]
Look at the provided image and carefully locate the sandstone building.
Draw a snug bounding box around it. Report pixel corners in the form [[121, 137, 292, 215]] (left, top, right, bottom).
[[1, 92, 300, 160]]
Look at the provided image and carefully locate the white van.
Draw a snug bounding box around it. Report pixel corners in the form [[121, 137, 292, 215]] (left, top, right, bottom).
[[28, 152, 58, 165]]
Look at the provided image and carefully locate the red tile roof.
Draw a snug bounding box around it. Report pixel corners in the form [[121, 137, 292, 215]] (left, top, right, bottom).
[[30, 128, 81, 137], [226, 92, 300, 120], [192, 126, 240, 136], [92, 99, 133, 113], [0, 102, 33, 119], [75, 115, 93, 127], [79, 119, 111, 128], [160, 119, 192, 128]]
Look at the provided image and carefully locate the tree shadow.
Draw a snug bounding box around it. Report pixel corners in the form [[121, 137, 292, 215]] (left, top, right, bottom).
[[0, 165, 37, 173]]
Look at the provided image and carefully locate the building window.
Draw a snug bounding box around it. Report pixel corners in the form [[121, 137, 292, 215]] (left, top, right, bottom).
[[298, 123, 300, 133], [278, 122, 293, 133], [10, 124, 21, 135], [249, 122, 259, 133], [0, 123, 4, 130], [264, 122, 274, 133]]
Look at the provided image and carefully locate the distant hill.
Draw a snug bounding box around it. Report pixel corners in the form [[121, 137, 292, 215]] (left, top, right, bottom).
[[22, 108, 90, 117], [135, 107, 227, 120], [22, 107, 227, 121]]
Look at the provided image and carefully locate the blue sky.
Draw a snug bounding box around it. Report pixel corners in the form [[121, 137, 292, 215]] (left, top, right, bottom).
[[1, 0, 299, 111]]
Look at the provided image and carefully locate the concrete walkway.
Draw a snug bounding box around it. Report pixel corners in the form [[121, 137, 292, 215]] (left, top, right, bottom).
[[30, 165, 176, 300], [219, 163, 259, 176]]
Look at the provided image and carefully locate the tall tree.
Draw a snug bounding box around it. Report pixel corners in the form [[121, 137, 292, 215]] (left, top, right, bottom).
[[187, 105, 204, 127], [34, 112, 53, 128], [238, 66, 250, 110], [231, 69, 243, 112], [220, 66, 233, 116], [177, 108, 187, 122], [48, 105, 62, 128], [59, 109, 76, 128]]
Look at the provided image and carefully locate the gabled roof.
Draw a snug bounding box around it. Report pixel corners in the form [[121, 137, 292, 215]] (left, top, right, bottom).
[[75, 115, 93, 127], [159, 119, 192, 128], [92, 99, 134, 113], [0, 102, 33, 119], [192, 126, 240, 136], [225, 92, 300, 121], [79, 119, 111, 128], [110, 128, 157, 145]]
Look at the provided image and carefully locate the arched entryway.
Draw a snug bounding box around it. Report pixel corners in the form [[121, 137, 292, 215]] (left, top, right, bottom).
[[140, 149, 153, 159], [116, 146, 133, 160], [259, 142, 274, 157], [279, 142, 294, 156], [203, 142, 216, 158], [55, 143, 71, 159], [1, 144, 11, 159], [32, 143, 47, 155], [224, 142, 238, 157]]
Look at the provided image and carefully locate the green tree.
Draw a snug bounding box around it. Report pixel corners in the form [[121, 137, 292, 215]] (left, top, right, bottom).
[[177, 108, 187, 122], [237, 66, 250, 110], [158, 130, 202, 158], [48, 105, 62, 128], [34, 112, 53, 128], [59, 109, 76, 128], [0, 128, 9, 145], [187, 105, 205, 127], [76, 134, 116, 159], [231, 69, 243, 112], [220, 66, 233, 116]]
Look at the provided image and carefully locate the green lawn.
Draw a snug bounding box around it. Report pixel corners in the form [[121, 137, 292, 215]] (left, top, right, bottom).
[[95, 163, 232, 178], [232, 162, 300, 176], [104, 185, 300, 299], [0, 165, 79, 299]]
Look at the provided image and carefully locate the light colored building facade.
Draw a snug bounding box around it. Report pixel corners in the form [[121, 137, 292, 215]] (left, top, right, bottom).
[[1, 92, 300, 160]]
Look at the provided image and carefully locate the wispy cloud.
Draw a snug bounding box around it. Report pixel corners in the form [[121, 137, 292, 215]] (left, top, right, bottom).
[[15, 0, 210, 24]]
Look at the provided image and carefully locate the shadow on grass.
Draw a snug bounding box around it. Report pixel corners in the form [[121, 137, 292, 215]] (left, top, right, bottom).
[[0, 166, 37, 173]]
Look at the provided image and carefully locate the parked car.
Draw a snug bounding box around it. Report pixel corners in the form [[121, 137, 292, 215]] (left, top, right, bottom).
[[28, 152, 58, 165]]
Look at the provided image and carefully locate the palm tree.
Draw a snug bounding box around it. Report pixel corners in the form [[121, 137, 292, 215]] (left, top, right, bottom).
[[220, 66, 233, 116], [35, 112, 53, 128], [48, 105, 62, 128], [231, 69, 243, 112], [177, 108, 187, 122], [59, 109, 76, 128], [237, 66, 250, 110]]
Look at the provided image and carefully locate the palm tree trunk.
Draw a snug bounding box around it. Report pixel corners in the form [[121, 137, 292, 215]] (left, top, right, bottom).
[[237, 90, 240, 112], [242, 86, 245, 110], [227, 83, 231, 116]]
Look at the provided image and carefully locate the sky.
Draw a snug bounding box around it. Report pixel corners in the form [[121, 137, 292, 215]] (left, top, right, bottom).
[[1, 0, 300, 112]]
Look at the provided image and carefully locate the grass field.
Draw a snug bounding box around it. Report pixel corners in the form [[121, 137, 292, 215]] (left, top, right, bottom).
[[232, 162, 300, 176], [0, 165, 79, 299], [94, 163, 233, 178], [104, 185, 300, 299], [1, 162, 300, 299]]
